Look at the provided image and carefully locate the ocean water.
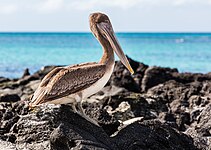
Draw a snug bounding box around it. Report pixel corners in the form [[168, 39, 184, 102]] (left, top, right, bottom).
[[0, 32, 211, 78]]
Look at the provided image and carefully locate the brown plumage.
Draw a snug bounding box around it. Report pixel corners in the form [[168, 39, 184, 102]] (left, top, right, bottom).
[[31, 62, 106, 105], [30, 12, 134, 125]]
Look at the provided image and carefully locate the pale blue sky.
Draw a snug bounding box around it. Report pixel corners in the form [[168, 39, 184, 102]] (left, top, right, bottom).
[[0, 0, 211, 32]]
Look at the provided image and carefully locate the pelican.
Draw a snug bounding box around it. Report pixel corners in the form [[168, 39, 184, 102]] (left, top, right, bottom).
[[29, 12, 134, 125]]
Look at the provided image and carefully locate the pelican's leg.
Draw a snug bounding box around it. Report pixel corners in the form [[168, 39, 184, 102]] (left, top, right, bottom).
[[71, 103, 77, 113], [77, 102, 99, 126], [77, 102, 85, 115], [71, 94, 99, 126]]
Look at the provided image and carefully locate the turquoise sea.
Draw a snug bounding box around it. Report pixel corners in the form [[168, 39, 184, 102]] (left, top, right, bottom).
[[0, 32, 211, 78]]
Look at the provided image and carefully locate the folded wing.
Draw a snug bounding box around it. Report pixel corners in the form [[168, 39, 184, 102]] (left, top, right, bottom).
[[31, 62, 106, 105]]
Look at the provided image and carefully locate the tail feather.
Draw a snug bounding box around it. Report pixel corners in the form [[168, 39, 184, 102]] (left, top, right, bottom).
[[29, 87, 47, 107]]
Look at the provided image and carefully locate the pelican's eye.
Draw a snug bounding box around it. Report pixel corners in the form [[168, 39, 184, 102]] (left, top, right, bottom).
[[104, 20, 109, 23]]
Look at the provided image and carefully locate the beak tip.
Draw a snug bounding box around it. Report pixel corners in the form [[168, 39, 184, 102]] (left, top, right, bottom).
[[130, 71, 134, 75], [128, 66, 134, 75]]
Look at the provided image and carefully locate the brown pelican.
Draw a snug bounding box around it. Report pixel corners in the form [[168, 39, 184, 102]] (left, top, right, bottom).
[[29, 12, 134, 125]]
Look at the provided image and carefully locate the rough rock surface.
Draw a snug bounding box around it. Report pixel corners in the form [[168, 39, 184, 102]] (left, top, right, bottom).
[[0, 104, 197, 150], [0, 57, 210, 149]]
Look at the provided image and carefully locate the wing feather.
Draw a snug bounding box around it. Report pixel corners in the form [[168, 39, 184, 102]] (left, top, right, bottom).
[[40, 67, 63, 87], [31, 62, 106, 104]]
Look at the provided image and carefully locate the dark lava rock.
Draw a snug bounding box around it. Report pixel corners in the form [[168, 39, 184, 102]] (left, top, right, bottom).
[[173, 72, 211, 84], [147, 80, 211, 131], [113, 120, 197, 150], [0, 94, 20, 102], [195, 103, 211, 137], [0, 77, 10, 84], [21, 68, 30, 78], [0, 101, 27, 139], [119, 94, 164, 119], [186, 103, 211, 150], [109, 56, 148, 92], [110, 62, 139, 92], [15, 105, 118, 150], [1, 104, 196, 150], [147, 80, 203, 104], [0, 57, 210, 149], [17, 75, 39, 86], [141, 66, 178, 91]]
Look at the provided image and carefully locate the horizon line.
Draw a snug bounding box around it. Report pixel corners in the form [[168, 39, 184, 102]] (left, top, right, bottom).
[[1, 31, 211, 34]]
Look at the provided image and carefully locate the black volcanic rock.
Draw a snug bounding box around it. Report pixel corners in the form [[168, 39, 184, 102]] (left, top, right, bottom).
[[0, 77, 10, 84], [0, 94, 20, 102], [186, 103, 211, 150], [1, 104, 197, 150], [141, 66, 178, 91], [0, 57, 211, 149], [173, 72, 211, 84], [196, 103, 211, 137], [113, 120, 197, 150], [21, 68, 30, 78], [109, 56, 148, 92]]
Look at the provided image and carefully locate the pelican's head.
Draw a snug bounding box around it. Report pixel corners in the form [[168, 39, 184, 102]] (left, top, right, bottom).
[[89, 12, 134, 74]]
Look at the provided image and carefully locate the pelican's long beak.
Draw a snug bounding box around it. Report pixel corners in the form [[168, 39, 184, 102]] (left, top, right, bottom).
[[97, 22, 134, 74]]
